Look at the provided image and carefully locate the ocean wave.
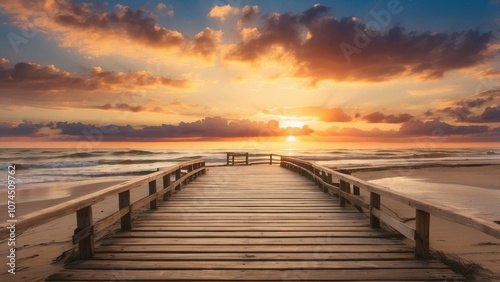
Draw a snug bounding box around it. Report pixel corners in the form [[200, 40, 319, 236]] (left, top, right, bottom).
[[0, 161, 99, 170], [110, 149, 159, 156]]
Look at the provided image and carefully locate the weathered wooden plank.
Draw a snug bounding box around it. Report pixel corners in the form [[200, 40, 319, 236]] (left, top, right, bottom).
[[110, 231, 394, 238], [91, 252, 415, 261], [100, 237, 400, 245], [95, 244, 414, 253], [371, 208, 415, 240], [66, 260, 449, 270], [46, 269, 465, 281], [46, 164, 464, 281], [130, 226, 377, 231], [139, 213, 367, 220]]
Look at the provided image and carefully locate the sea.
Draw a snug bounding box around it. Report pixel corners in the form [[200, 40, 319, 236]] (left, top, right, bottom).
[[1, 147, 499, 186]]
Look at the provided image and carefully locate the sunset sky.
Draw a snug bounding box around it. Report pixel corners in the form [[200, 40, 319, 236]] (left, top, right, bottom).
[[0, 0, 499, 148]]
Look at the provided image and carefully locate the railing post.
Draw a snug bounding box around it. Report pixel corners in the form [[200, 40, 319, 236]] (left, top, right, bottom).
[[270, 154, 273, 165], [175, 168, 181, 190], [201, 161, 206, 175], [163, 173, 171, 201], [325, 173, 332, 194], [149, 180, 157, 210], [352, 185, 362, 212], [188, 164, 193, 182], [75, 206, 94, 259], [232, 155, 235, 166], [245, 153, 249, 165], [415, 209, 431, 259], [370, 192, 381, 228], [339, 180, 347, 207], [226, 153, 230, 166], [119, 190, 131, 230]]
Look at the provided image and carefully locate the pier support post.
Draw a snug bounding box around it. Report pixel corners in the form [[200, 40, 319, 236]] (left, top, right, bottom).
[[353, 185, 362, 212], [415, 209, 431, 259], [119, 190, 131, 230], [370, 192, 381, 228], [325, 173, 333, 194], [339, 179, 351, 208], [149, 180, 157, 210], [163, 173, 171, 201], [175, 169, 181, 191], [76, 206, 94, 259]]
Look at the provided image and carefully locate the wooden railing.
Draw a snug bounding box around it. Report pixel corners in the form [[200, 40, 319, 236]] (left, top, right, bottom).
[[226, 153, 279, 166], [0, 159, 206, 259], [279, 156, 500, 259]]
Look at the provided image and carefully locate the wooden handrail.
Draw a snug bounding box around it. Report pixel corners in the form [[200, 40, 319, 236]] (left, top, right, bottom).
[[279, 156, 500, 259], [226, 153, 281, 166], [0, 158, 206, 259]]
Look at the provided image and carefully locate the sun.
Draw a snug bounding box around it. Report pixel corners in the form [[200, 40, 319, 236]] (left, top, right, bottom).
[[287, 135, 296, 142]]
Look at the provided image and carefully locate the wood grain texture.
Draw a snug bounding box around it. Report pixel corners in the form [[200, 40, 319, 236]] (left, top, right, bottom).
[[46, 165, 464, 281]]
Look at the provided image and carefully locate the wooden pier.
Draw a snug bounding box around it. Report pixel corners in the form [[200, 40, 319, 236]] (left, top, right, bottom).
[[2, 154, 498, 281]]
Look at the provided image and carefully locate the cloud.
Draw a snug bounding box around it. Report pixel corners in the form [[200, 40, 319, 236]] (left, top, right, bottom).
[[53, 3, 184, 48], [94, 103, 163, 113], [363, 112, 414, 123], [461, 106, 500, 123], [0, 58, 9, 65], [319, 118, 496, 142], [208, 4, 259, 28], [208, 5, 239, 21], [224, 4, 495, 84], [0, 1, 193, 57], [2, 117, 313, 140], [156, 3, 167, 11], [399, 119, 489, 135], [0, 120, 44, 137], [0, 60, 189, 91], [263, 106, 352, 122], [189, 28, 223, 60], [438, 90, 500, 122]]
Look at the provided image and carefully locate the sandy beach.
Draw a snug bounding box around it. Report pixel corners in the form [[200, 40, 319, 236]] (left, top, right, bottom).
[[354, 165, 500, 280], [0, 178, 149, 282], [0, 164, 499, 281]]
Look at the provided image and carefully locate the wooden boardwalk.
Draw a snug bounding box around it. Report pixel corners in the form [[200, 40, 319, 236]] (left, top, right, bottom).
[[46, 165, 464, 281]]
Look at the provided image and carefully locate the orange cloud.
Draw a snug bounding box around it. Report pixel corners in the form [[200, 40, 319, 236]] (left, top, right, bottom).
[[208, 5, 239, 21], [189, 27, 223, 60], [224, 4, 495, 84], [0, 60, 189, 91], [1, 1, 206, 58]]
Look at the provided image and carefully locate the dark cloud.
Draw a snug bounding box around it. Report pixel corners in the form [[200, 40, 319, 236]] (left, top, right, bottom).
[[0, 61, 189, 90], [319, 119, 496, 142], [438, 90, 499, 122], [0, 121, 44, 136], [463, 106, 500, 123], [363, 112, 413, 123], [190, 28, 222, 59], [263, 107, 352, 122], [240, 6, 260, 24], [34, 117, 314, 140], [225, 5, 494, 84], [53, 3, 184, 49], [399, 119, 489, 135]]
